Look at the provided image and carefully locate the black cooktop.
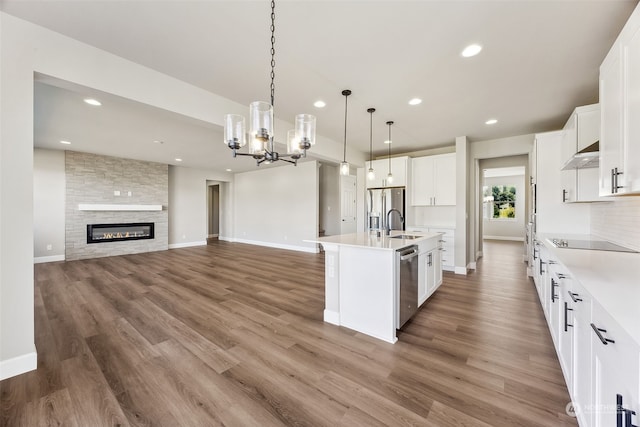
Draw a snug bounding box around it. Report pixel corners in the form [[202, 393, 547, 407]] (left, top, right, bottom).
[[550, 238, 638, 253]]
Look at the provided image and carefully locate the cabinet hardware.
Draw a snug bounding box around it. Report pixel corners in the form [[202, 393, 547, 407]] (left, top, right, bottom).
[[438, 239, 446, 243], [551, 278, 558, 302], [564, 302, 573, 331], [556, 273, 569, 280], [562, 189, 567, 202], [427, 253, 432, 267], [617, 394, 638, 427], [614, 167, 624, 194], [591, 323, 615, 345], [548, 260, 558, 265], [568, 291, 582, 302], [539, 259, 546, 275], [533, 249, 538, 260]]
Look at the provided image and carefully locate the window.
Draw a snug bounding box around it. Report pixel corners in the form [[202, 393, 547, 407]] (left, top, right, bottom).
[[483, 185, 516, 220]]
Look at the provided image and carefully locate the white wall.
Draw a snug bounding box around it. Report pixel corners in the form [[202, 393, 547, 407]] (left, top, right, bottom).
[[234, 161, 319, 252], [33, 149, 65, 261], [482, 174, 525, 241], [590, 196, 640, 251], [168, 166, 231, 248]]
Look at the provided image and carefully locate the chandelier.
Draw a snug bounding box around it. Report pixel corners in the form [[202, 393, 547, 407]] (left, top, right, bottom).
[[223, 0, 316, 166]]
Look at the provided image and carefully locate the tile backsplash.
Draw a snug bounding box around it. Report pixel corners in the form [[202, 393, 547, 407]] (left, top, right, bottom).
[[590, 197, 640, 251]]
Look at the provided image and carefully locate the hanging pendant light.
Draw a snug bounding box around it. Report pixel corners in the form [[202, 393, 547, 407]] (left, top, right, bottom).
[[386, 121, 394, 184], [339, 90, 351, 176], [223, 0, 316, 166], [367, 108, 376, 181]]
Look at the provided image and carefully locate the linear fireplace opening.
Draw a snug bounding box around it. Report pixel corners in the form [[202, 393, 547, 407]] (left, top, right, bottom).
[[87, 222, 154, 244]]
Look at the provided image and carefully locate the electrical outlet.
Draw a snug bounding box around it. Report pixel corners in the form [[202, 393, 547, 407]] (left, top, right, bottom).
[[128, 191, 132, 197], [114, 190, 120, 196], [46, 244, 52, 251]]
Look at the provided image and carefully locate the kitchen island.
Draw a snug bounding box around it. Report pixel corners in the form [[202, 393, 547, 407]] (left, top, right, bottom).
[[311, 231, 442, 343]]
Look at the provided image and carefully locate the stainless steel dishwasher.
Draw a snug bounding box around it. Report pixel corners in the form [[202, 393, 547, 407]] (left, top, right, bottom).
[[397, 245, 419, 328]]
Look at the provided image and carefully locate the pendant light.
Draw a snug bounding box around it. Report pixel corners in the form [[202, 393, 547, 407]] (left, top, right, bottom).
[[223, 0, 316, 166], [386, 121, 394, 184], [339, 89, 351, 176], [367, 108, 376, 181]]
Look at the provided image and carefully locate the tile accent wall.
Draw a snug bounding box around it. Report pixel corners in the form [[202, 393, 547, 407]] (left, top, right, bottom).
[[590, 196, 640, 251], [65, 151, 168, 260]]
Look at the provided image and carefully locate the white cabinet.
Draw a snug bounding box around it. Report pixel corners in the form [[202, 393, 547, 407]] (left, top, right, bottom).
[[366, 157, 408, 189], [560, 104, 600, 203], [599, 8, 640, 196], [591, 299, 639, 427], [410, 153, 456, 206], [408, 226, 455, 272], [417, 237, 442, 306]]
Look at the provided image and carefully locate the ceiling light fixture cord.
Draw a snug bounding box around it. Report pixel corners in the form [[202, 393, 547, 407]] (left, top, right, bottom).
[[343, 91, 349, 162], [270, 0, 276, 108], [369, 108, 374, 164], [388, 121, 393, 171]]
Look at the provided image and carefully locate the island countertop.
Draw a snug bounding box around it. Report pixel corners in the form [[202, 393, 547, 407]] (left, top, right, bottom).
[[310, 231, 442, 251]]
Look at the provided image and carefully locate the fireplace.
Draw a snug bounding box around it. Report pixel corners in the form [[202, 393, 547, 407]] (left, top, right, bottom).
[[87, 223, 154, 244]]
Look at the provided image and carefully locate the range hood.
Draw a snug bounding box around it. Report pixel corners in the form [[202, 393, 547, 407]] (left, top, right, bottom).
[[561, 141, 599, 170]]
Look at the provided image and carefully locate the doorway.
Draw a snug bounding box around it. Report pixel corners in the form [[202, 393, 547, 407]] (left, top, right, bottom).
[[207, 183, 220, 242]]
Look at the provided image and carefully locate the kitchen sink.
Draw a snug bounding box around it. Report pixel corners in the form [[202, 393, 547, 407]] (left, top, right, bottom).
[[390, 234, 420, 239]]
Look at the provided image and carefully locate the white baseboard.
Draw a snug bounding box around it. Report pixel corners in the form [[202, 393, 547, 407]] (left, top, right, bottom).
[[483, 235, 524, 242], [442, 265, 455, 272], [324, 309, 340, 325], [467, 262, 477, 270], [218, 236, 233, 242], [454, 266, 467, 275], [168, 241, 207, 249], [0, 346, 37, 380], [34, 254, 65, 264], [232, 238, 319, 254], [207, 234, 219, 238]]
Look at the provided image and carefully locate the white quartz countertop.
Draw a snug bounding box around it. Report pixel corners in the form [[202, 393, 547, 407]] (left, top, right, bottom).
[[407, 224, 456, 230], [538, 233, 640, 345], [310, 231, 441, 251]]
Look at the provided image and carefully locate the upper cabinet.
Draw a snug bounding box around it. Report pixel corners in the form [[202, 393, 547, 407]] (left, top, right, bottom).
[[410, 153, 456, 206], [560, 104, 600, 203], [599, 7, 640, 196], [365, 156, 408, 189]]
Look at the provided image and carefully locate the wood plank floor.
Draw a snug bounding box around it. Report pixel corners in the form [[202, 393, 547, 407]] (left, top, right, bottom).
[[1, 240, 577, 426]]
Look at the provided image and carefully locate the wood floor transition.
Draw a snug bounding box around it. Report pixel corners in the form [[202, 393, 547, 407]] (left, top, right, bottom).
[[0, 240, 577, 426]]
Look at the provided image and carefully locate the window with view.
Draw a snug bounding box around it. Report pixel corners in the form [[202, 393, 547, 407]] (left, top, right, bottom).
[[483, 185, 516, 220]]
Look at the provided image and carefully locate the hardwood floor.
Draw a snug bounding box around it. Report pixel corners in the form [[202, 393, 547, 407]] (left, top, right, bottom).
[[1, 240, 577, 426]]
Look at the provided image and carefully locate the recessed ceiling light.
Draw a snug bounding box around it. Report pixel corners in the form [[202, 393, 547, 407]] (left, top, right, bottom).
[[175, 158, 182, 162], [59, 140, 71, 145], [485, 118, 498, 125], [408, 98, 422, 106], [462, 44, 482, 58], [225, 168, 232, 172], [83, 98, 102, 106], [384, 140, 392, 144], [313, 100, 326, 108], [153, 140, 164, 144]]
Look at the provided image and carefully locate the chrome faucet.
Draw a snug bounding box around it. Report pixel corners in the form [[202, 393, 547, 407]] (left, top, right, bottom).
[[386, 208, 404, 235]]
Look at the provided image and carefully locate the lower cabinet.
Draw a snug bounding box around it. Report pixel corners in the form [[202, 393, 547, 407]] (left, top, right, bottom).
[[417, 238, 442, 306], [533, 247, 640, 427]]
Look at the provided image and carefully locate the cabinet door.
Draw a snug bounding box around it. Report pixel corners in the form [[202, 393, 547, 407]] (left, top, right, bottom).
[[599, 49, 624, 196], [433, 247, 443, 287], [623, 25, 640, 194], [591, 300, 640, 427], [433, 154, 456, 206], [425, 250, 437, 297], [390, 157, 407, 188], [571, 284, 593, 427], [417, 252, 426, 306], [410, 156, 434, 205]]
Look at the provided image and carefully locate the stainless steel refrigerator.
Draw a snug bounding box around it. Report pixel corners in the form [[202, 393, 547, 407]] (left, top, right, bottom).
[[367, 187, 406, 232]]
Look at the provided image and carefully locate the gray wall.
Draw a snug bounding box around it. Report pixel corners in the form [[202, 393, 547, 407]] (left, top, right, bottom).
[[34, 149, 65, 260], [168, 166, 232, 247], [319, 163, 340, 236], [65, 151, 168, 260], [234, 161, 319, 252], [208, 184, 220, 236]]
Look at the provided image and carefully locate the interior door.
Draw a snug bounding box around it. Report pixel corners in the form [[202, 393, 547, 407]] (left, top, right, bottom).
[[340, 175, 357, 234]]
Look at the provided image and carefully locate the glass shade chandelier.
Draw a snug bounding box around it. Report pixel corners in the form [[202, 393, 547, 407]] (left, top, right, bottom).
[[339, 89, 352, 176], [386, 121, 394, 184], [223, 0, 316, 166], [367, 107, 376, 181]]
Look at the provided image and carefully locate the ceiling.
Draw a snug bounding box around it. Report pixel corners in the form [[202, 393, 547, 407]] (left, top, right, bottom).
[[3, 0, 638, 171]]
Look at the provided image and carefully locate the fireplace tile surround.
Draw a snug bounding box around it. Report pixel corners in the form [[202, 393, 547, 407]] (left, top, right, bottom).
[[65, 151, 168, 260]]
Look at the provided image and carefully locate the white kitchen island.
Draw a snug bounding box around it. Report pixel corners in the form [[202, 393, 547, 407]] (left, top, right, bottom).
[[311, 231, 442, 344]]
